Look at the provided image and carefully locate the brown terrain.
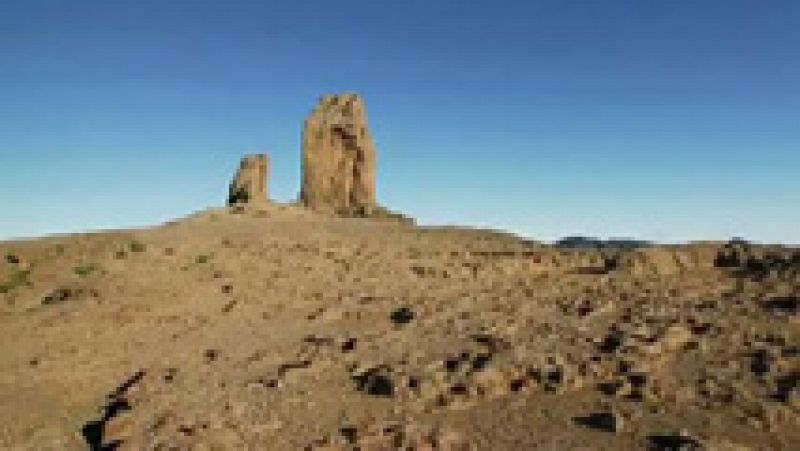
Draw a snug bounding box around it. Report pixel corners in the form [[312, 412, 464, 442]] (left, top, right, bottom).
[[1, 94, 798, 450]]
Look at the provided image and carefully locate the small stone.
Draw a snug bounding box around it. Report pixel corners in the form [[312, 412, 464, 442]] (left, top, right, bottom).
[[341, 337, 358, 352], [163, 368, 178, 383], [573, 411, 623, 433], [353, 367, 395, 397], [42, 288, 74, 305], [390, 307, 415, 325], [647, 433, 702, 450], [339, 426, 358, 444], [204, 349, 219, 363]]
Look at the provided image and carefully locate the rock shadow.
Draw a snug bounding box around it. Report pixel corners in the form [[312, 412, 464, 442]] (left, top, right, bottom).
[[81, 370, 146, 451]]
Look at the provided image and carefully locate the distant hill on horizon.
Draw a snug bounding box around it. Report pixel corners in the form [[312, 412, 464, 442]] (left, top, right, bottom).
[[554, 235, 652, 250]]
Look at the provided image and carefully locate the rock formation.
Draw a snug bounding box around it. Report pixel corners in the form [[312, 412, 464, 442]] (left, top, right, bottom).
[[300, 93, 377, 214], [228, 154, 269, 206]]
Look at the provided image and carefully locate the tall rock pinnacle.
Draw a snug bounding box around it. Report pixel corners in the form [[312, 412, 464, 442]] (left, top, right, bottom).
[[228, 154, 269, 206], [300, 93, 377, 213]]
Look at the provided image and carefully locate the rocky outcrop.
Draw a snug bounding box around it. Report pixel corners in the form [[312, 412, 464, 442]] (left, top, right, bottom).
[[228, 154, 269, 206], [617, 248, 701, 276], [300, 93, 377, 214]]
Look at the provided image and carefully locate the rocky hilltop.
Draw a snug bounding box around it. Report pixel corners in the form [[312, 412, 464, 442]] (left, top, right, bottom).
[[0, 95, 797, 449], [0, 205, 797, 449]]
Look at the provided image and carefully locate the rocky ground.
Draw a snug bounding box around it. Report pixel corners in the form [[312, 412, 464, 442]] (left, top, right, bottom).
[[0, 204, 797, 450]]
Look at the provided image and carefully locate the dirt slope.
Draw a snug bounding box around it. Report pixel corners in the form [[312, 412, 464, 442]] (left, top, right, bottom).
[[1, 204, 798, 450]]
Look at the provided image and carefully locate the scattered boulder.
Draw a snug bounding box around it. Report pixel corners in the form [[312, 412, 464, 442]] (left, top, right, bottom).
[[762, 296, 798, 315], [341, 337, 358, 353], [203, 349, 219, 363], [352, 366, 395, 397], [42, 287, 79, 305], [573, 411, 623, 433], [647, 434, 703, 450], [228, 154, 269, 206], [390, 306, 415, 325], [300, 93, 377, 214]]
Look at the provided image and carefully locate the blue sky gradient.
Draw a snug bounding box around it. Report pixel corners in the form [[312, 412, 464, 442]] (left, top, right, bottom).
[[1, 0, 798, 243]]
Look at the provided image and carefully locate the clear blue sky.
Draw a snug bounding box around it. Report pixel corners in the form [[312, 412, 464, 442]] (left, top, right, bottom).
[[1, 0, 798, 243]]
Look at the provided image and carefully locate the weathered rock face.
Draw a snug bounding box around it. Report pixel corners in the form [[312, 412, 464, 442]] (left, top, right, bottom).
[[228, 154, 269, 206], [300, 93, 377, 213]]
